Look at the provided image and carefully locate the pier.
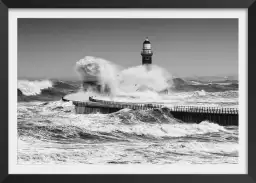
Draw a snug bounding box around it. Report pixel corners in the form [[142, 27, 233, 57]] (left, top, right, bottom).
[[67, 96, 238, 126]]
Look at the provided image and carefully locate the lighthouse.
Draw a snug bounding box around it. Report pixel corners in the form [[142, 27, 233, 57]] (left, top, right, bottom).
[[141, 37, 153, 65]]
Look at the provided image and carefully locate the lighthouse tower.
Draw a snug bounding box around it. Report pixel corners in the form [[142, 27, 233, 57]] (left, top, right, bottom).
[[141, 37, 153, 65]]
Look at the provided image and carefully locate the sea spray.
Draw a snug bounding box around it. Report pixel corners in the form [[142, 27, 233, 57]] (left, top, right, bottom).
[[75, 56, 172, 99], [118, 64, 172, 93], [75, 56, 120, 96], [18, 80, 53, 96], [17, 79, 239, 165]]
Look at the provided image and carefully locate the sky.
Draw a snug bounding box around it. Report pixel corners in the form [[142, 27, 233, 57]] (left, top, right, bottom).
[[18, 18, 238, 80]]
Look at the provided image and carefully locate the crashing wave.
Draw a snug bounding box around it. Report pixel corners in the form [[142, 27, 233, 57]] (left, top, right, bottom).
[[75, 56, 120, 95], [75, 56, 172, 98], [18, 80, 53, 96], [18, 100, 230, 141], [18, 80, 80, 102]]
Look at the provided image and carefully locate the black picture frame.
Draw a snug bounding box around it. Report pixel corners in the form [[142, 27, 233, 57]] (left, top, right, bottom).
[[0, 0, 255, 182]]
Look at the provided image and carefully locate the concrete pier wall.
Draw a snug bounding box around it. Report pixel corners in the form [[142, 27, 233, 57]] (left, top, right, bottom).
[[73, 101, 120, 114], [170, 111, 238, 126], [71, 98, 238, 126]]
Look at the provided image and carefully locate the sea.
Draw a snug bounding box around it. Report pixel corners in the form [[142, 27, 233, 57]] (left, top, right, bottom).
[[17, 56, 239, 165]]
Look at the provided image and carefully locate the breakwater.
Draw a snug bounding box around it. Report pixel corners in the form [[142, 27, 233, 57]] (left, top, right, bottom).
[[68, 97, 238, 126]]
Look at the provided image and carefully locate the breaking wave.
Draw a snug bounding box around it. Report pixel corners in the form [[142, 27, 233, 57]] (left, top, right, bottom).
[[18, 101, 235, 142], [18, 80, 53, 96], [17, 56, 239, 165], [75, 56, 172, 96], [18, 80, 79, 102]]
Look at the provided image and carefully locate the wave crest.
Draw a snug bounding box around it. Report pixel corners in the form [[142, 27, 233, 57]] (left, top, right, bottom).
[[18, 80, 53, 96], [109, 107, 182, 124], [75, 56, 172, 97], [18, 101, 234, 142]]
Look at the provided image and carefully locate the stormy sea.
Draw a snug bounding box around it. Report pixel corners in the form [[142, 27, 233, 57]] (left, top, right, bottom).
[[17, 56, 238, 165]]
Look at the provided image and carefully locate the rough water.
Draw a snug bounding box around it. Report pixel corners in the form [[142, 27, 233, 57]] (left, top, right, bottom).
[[17, 56, 238, 164]]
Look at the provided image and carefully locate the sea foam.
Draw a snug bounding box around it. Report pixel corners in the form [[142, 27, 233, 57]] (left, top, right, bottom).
[[18, 80, 53, 96]]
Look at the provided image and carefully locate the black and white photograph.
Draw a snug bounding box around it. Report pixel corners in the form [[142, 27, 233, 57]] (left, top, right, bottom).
[[16, 16, 241, 167]]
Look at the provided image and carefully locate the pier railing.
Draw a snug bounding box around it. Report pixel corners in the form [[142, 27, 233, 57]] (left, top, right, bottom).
[[70, 97, 239, 126]]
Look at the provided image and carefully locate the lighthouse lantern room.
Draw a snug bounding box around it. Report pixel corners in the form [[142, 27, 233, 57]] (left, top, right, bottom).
[[141, 37, 153, 65]]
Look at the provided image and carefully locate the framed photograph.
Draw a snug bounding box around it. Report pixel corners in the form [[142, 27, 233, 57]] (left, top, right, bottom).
[[0, 0, 255, 182]]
